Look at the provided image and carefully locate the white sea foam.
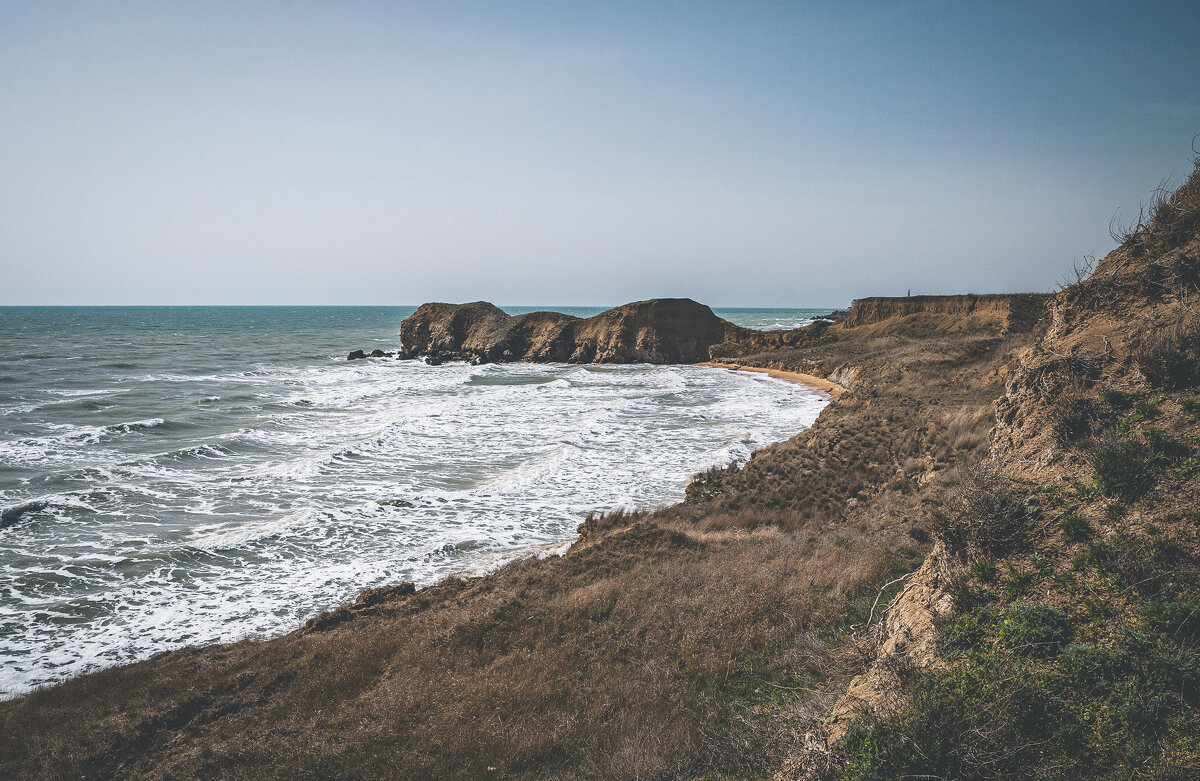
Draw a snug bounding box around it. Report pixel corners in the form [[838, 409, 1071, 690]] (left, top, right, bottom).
[[0, 358, 826, 697]]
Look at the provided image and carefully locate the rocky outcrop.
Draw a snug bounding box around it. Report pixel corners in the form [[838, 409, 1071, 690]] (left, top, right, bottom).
[[347, 349, 395, 360], [399, 298, 755, 364], [395, 294, 1053, 367]]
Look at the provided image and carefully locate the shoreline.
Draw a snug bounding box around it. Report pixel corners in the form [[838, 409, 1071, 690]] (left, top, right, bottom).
[[693, 361, 847, 398]]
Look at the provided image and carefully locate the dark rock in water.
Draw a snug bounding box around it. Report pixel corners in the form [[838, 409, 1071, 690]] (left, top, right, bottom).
[[398, 298, 779, 365], [370, 349, 387, 358], [2, 500, 48, 529], [347, 350, 366, 360], [424, 356, 444, 366], [375, 498, 414, 508]]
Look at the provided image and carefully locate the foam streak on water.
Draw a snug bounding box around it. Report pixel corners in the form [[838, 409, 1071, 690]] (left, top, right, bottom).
[[0, 307, 827, 697]]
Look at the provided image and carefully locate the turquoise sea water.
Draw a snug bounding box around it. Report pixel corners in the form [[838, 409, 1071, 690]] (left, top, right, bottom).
[[0, 306, 831, 696]]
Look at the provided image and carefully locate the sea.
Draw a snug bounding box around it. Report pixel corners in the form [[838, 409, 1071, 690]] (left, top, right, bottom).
[[0, 305, 832, 696]]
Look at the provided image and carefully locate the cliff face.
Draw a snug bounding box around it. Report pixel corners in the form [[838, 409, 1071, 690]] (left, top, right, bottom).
[[399, 298, 750, 364], [835, 293, 1050, 335]]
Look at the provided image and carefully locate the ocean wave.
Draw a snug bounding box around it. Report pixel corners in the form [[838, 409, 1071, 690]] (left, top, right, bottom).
[[104, 418, 167, 434], [142, 443, 234, 464]]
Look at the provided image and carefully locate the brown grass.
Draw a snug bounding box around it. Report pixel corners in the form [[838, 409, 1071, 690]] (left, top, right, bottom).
[[2, 519, 899, 780]]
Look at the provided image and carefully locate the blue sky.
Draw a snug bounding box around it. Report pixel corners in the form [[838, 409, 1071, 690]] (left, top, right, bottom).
[[2, 1, 1198, 306]]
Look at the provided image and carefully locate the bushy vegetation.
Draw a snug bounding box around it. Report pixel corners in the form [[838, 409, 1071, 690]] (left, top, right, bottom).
[[929, 468, 1040, 562], [832, 509, 1200, 780], [1138, 320, 1200, 388], [835, 632, 1200, 781], [1091, 435, 1155, 499]]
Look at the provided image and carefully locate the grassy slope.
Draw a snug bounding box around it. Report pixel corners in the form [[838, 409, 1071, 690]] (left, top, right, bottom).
[[826, 162, 1200, 780]]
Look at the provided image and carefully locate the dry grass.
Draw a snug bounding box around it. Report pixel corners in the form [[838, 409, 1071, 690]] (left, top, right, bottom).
[[2, 520, 899, 780], [1109, 155, 1200, 261]]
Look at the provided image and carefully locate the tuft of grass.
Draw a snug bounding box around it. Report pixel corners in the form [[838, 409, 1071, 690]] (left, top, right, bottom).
[[967, 559, 997, 583], [1002, 568, 1033, 601], [1102, 388, 1133, 411], [1051, 394, 1098, 444], [1060, 514, 1094, 542], [1137, 321, 1200, 389], [1092, 436, 1154, 500]]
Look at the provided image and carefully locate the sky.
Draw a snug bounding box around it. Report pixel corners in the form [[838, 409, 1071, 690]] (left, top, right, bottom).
[[1, 1, 1199, 307]]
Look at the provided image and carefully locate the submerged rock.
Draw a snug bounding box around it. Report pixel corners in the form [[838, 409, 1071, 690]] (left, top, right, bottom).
[[1, 501, 48, 529]]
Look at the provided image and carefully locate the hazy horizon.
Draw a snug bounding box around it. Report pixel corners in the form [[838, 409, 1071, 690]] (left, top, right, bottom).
[[3, 2, 1199, 306]]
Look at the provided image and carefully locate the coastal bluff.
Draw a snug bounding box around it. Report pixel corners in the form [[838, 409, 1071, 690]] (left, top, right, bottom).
[[391, 293, 1052, 366], [397, 298, 753, 364]]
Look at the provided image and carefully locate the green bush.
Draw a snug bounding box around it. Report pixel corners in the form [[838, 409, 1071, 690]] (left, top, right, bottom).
[[1138, 323, 1200, 388], [834, 632, 1200, 780], [1002, 568, 1033, 600], [996, 603, 1069, 655], [1132, 397, 1162, 421], [940, 614, 985, 653], [967, 559, 997, 582], [1052, 395, 1098, 443]]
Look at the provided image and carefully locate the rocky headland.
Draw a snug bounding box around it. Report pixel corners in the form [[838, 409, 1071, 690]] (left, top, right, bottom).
[[348, 292, 1050, 370], [394, 297, 747, 364]]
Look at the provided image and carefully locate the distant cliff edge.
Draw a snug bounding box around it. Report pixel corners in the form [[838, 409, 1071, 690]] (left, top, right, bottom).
[[391, 294, 1051, 365]]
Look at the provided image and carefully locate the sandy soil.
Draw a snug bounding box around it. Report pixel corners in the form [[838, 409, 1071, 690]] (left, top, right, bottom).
[[693, 361, 847, 398]]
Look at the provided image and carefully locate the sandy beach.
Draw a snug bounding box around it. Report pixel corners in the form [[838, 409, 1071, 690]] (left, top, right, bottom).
[[693, 361, 847, 398]]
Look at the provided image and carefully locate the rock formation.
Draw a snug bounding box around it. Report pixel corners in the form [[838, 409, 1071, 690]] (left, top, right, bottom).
[[398, 298, 754, 364]]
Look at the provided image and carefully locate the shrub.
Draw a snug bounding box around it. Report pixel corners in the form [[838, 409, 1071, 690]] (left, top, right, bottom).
[[1002, 569, 1033, 600], [940, 614, 985, 654], [1111, 160, 1200, 254], [997, 603, 1069, 655], [1102, 388, 1133, 411], [1137, 321, 1200, 388], [1092, 437, 1154, 500], [1142, 600, 1200, 643], [834, 632, 1200, 780], [1132, 396, 1162, 420], [1143, 425, 1192, 462], [967, 559, 997, 582], [931, 469, 1037, 561]]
